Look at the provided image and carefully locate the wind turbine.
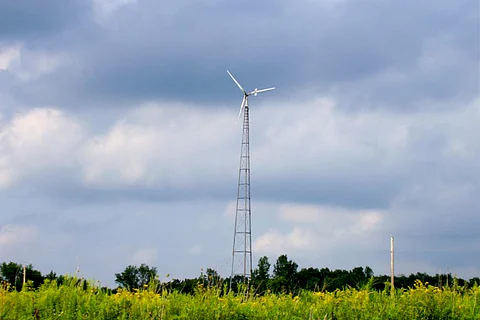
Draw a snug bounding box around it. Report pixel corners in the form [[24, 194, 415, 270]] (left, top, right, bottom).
[[227, 70, 275, 120], [227, 70, 275, 287]]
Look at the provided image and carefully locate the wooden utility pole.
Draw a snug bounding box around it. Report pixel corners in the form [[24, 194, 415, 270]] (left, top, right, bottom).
[[23, 264, 26, 286], [390, 235, 395, 294]]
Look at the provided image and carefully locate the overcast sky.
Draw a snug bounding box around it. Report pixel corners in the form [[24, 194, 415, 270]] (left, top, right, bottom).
[[0, 0, 479, 287]]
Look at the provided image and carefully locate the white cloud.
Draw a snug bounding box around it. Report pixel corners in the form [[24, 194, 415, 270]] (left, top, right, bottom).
[[0, 45, 69, 82], [279, 203, 325, 223], [81, 120, 159, 186], [254, 203, 385, 256], [256, 99, 403, 173], [80, 96, 479, 192], [0, 95, 477, 199], [279, 203, 384, 229], [132, 247, 158, 265], [0, 108, 84, 188], [223, 201, 236, 217], [0, 224, 38, 255], [92, 0, 138, 21], [16, 52, 68, 82], [253, 227, 317, 255], [0, 156, 12, 189], [0, 46, 21, 71], [355, 211, 383, 233], [0, 94, 477, 201], [80, 102, 236, 187]]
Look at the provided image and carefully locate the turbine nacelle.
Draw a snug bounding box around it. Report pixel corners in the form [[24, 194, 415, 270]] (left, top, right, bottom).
[[227, 70, 275, 120]]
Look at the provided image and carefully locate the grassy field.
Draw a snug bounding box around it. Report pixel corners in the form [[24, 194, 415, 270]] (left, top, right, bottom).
[[0, 277, 478, 319]]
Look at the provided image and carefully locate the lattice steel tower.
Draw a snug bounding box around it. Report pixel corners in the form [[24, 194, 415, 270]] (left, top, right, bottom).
[[226, 70, 275, 284], [231, 97, 252, 282]]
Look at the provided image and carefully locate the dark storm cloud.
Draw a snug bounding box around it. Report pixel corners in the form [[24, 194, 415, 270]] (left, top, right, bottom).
[[85, 0, 478, 104], [254, 176, 401, 210], [5, 0, 478, 109], [0, 0, 90, 41], [23, 168, 398, 209]]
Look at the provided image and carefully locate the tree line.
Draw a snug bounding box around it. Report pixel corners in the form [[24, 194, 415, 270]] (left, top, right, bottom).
[[1, 255, 479, 294]]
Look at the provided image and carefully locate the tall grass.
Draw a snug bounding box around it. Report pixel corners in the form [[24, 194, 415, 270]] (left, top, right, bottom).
[[0, 276, 478, 319]]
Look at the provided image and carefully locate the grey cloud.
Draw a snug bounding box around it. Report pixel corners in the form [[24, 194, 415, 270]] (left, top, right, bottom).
[[31, 168, 399, 209], [0, 197, 234, 286], [257, 183, 480, 279], [4, 0, 477, 109], [0, 0, 90, 41]]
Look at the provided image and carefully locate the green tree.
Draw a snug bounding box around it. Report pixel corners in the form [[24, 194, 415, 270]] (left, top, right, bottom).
[[115, 264, 158, 291], [297, 267, 322, 291], [350, 266, 367, 287], [272, 255, 298, 293], [44, 270, 57, 281], [205, 268, 222, 286], [0, 262, 44, 290], [365, 266, 374, 278], [252, 256, 271, 295], [25, 265, 44, 288], [469, 277, 480, 287], [0, 262, 23, 290]]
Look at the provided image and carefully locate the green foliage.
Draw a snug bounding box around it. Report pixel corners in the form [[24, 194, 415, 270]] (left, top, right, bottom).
[[252, 256, 271, 295], [114, 264, 158, 291], [272, 254, 298, 293], [0, 262, 44, 291], [2, 257, 478, 300], [0, 276, 478, 319]]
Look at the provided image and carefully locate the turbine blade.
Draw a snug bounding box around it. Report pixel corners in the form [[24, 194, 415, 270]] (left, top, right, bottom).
[[254, 87, 275, 94], [227, 70, 245, 93], [238, 96, 246, 119]]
